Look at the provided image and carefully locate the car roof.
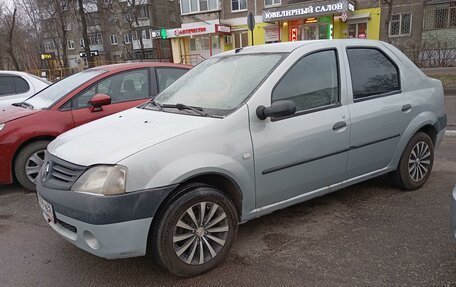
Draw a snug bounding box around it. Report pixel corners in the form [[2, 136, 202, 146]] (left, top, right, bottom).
[[215, 39, 390, 56], [85, 62, 192, 74], [0, 70, 34, 76]]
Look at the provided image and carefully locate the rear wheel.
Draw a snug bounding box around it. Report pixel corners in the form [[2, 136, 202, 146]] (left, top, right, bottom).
[[14, 140, 50, 192], [152, 184, 238, 277], [391, 132, 434, 191]]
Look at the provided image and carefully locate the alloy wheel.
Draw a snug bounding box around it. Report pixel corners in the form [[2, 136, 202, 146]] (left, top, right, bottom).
[[408, 141, 431, 182], [25, 150, 45, 183], [173, 202, 229, 265]]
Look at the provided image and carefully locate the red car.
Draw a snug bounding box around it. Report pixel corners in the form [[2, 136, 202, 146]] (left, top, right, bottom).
[[0, 62, 190, 191]]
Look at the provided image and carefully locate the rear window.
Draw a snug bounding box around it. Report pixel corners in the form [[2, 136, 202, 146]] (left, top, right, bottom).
[[0, 76, 30, 95]]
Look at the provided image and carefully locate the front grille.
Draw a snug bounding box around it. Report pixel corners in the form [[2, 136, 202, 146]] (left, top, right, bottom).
[[58, 219, 77, 233], [42, 153, 86, 190]]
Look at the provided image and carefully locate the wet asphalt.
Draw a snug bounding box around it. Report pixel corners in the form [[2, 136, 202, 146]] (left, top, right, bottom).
[[0, 136, 455, 286]]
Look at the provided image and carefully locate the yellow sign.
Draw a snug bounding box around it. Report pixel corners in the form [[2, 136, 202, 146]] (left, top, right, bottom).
[[40, 53, 53, 60], [304, 18, 318, 24]]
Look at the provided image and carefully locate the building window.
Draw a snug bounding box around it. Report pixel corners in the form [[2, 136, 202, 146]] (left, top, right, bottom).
[[424, 2, 456, 30], [80, 38, 85, 47], [349, 22, 367, 38], [138, 6, 149, 18], [233, 31, 248, 49], [232, 0, 247, 12], [110, 35, 118, 45], [265, 0, 280, 6], [67, 40, 75, 50], [89, 33, 103, 45], [181, 0, 218, 14], [45, 40, 55, 50], [123, 33, 131, 44], [389, 13, 411, 36]]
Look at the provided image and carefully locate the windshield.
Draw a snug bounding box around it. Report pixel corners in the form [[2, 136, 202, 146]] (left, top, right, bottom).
[[153, 53, 286, 116], [24, 69, 106, 109]]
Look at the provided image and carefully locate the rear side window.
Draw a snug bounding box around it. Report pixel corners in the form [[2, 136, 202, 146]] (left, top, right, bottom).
[[347, 48, 400, 101], [156, 68, 188, 92], [272, 50, 339, 112], [0, 76, 30, 96]]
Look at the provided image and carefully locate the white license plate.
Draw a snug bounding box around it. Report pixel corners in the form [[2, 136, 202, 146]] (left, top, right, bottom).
[[38, 194, 55, 223]]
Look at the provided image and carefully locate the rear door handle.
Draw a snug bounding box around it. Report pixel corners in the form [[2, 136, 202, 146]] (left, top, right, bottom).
[[402, 104, 412, 112], [332, 121, 347, 131]]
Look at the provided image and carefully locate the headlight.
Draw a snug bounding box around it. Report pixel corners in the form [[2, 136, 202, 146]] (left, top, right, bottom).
[[71, 165, 127, 195], [0, 123, 4, 131]]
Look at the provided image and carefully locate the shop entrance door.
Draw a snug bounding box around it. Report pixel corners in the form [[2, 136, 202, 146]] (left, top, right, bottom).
[[302, 24, 318, 40]]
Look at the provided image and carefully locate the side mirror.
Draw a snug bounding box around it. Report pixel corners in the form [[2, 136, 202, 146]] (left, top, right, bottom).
[[256, 100, 296, 120], [89, 93, 111, 112]]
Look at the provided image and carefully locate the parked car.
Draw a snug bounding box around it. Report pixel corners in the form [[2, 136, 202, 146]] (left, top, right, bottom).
[[36, 40, 446, 277], [0, 62, 190, 191], [0, 71, 50, 106]]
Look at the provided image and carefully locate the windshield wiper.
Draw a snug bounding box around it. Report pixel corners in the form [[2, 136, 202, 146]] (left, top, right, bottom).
[[162, 103, 207, 117], [12, 102, 34, 109]]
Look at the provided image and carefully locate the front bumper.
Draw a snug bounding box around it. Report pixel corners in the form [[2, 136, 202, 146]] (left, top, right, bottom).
[[36, 179, 178, 259], [451, 185, 456, 240]]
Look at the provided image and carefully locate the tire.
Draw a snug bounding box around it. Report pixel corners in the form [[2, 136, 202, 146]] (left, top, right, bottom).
[[14, 140, 50, 192], [390, 132, 434, 191], [152, 184, 238, 277]]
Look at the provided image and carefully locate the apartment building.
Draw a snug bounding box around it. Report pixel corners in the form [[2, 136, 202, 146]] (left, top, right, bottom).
[[40, 0, 180, 74], [168, 0, 382, 65]]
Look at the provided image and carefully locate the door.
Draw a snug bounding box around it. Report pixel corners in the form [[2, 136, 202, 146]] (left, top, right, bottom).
[[302, 24, 318, 40], [250, 48, 350, 210], [343, 46, 413, 179], [69, 69, 151, 127]]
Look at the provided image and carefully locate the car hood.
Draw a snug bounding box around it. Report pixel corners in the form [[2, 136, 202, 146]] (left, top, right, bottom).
[[49, 108, 218, 166], [0, 104, 41, 123]]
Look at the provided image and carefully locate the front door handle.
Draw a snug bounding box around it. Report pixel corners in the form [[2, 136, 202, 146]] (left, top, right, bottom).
[[332, 121, 347, 131], [402, 104, 412, 112]]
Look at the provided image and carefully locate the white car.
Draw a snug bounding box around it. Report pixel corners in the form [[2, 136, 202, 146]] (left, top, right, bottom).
[[0, 71, 50, 106]]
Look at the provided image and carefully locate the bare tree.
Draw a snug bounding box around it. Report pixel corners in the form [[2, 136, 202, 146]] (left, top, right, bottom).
[[1, 7, 21, 70], [77, 0, 94, 68], [383, 0, 394, 38]]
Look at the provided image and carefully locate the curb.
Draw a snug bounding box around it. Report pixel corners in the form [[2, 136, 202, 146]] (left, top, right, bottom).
[[446, 130, 456, 136]]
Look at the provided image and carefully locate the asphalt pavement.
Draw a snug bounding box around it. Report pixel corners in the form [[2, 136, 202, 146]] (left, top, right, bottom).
[[0, 136, 455, 286]]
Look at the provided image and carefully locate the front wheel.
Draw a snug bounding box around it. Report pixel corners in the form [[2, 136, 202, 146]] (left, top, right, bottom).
[[152, 184, 238, 277], [391, 132, 434, 191], [14, 140, 50, 192]]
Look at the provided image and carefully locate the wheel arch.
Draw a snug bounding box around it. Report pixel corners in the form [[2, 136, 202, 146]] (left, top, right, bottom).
[[146, 172, 244, 254], [12, 136, 55, 179]]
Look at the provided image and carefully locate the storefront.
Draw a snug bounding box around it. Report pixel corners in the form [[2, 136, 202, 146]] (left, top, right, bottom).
[[261, 0, 380, 41], [167, 24, 231, 65]]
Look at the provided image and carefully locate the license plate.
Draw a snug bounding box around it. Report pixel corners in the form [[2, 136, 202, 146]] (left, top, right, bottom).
[[38, 194, 55, 223]]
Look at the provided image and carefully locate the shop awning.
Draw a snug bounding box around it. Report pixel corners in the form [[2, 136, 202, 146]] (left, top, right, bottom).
[[347, 13, 371, 21]]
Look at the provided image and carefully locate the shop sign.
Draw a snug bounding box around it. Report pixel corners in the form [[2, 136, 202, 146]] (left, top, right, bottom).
[[79, 50, 99, 57], [151, 30, 161, 39], [291, 28, 298, 42], [263, 0, 355, 22], [174, 27, 207, 36], [215, 24, 231, 34], [304, 17, 318, 24], [40, 53, 54, 60], [264, 26, 279, 42]]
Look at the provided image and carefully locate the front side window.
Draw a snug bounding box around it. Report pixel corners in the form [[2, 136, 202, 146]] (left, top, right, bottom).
[[232, 0, 247, 11], [272, 50, 339, 112], [69, 69, 150, 109], [153, 54, 286, 116], [0, 76, 30, 96], [390, 13, 411, 36], [347, 48, 400, 100]]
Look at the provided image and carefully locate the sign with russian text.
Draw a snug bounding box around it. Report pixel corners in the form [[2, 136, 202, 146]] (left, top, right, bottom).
[[262, 0, 355, 22], [215, 24, 231, 34], [174, 27, 207, 36]]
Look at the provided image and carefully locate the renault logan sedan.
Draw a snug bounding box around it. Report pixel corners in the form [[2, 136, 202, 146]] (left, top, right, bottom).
[[0, 62, 190, 191], [37, 40, 446, 277]]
